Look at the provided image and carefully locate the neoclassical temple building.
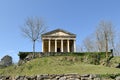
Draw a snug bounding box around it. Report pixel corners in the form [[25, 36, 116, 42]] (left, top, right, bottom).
[[41, 29, 76, 52]]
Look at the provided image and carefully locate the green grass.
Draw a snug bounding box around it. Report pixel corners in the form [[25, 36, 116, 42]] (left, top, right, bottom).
[[110, 56, 120, 63], [0, 56, 120, 76]]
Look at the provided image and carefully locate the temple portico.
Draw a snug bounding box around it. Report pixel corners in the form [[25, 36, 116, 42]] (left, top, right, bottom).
[[41, 29, 76, 52]]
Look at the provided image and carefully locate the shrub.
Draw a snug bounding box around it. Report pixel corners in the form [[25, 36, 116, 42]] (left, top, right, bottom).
[[0, 55, 13, 67], [18, 52, 31, 60], [100, 73, 120, 79]]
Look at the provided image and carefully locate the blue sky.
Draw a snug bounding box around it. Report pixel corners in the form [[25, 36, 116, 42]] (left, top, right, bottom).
[[0, 0, 120, 62]]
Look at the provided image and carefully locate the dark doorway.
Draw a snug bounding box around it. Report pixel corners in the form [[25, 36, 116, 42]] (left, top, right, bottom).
[[57, 48, 61, 52]]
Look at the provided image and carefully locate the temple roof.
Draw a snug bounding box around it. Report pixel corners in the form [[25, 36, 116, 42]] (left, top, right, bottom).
[[42, 29, 76, 38]]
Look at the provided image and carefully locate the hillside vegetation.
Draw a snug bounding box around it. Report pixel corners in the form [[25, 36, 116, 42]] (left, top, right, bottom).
[[0, 56, 120, 76]]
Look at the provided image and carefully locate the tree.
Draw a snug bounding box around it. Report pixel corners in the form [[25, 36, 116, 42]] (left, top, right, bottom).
[[95, 21, 115, 59], [21, 17, 46, 57], [115, 32, 120, 56], [81, 20, 115, 58], [95, 28, 106, 52], [76, 44, 84, 52], [83, 36, 97, 52], [0, 55, 12, 67]]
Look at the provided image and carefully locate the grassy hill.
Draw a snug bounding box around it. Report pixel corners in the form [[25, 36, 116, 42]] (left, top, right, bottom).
[[0, 56, 120, 76]]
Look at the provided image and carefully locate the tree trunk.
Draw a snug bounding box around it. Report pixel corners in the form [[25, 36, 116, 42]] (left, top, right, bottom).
[[105, 38, 108, 59], [33, 40, 35, 58], [112, 40, 115, 56]]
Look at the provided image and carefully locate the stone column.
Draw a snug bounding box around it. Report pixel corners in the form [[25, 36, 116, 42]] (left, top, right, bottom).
[[42, 39, 44, 52], [61, 39, 63, 52], [55, 39, 57, 52], [74, 40, 76, 52], [48, 39, 51, 52], [67, 39, 70, 52]]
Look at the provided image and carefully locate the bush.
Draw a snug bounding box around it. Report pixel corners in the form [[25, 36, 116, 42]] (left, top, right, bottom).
[[100, 73, 120, 79], [0, 55, 13, 67], [18, 52, 31, 60]]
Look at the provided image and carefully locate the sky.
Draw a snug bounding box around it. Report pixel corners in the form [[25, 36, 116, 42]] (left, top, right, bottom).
[[0, 0, 120, 62]]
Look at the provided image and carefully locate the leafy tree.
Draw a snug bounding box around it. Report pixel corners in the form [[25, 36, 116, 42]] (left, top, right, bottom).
[[0, 55, 12, 67]]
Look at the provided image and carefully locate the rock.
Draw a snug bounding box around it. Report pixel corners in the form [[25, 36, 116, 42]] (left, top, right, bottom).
[[59, 74, 64, 77], [26, 76, 36, 80], [37, 75, 44, 80], [6, 76, 12, 80], [15, 76, 19, 80], [116, 76, 120, 80], [81, 77, 89, 80], [0, 74, 116, 80], [41, 74, 50, 79], [55, 75, 60, 79], [67, 78, 80, 80], [94, 78, 101, 80], [49, 74, 57, 79], [116, 63, 120, 68], [65, 74, 80, 79], [0, 76, 12, 80], [0, 75, 2, 79], [81, 74, 89, 77], [15, 76, 25, 80], [52, 78, 58, 80], [25, 54, 34, 61], [89, 74, 97, 79], [37, 74, 50, 80], [59, 76, 66, 80]]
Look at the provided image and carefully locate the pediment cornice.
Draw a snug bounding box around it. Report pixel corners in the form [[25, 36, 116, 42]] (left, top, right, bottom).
[[42, 29, 76, 37]]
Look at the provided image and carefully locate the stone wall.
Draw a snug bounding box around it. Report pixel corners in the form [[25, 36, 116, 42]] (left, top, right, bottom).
[[0, 74, 120, 80]]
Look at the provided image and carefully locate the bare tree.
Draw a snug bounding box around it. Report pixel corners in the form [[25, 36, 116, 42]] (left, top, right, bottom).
[[81, 20, 115, 59], [21, 17, 46, 57], [115, 32, 120, 56], [76, 44, 83, 52], [95, 28, 106, 52], [83, 36, 96, 52], [95, 21, 115, 59]]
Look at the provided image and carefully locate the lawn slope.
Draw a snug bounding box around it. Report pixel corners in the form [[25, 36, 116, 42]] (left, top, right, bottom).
[[0, 56, 120, 76]]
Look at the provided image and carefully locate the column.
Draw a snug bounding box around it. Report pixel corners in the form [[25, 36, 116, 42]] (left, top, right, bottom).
[[61, 39, 63, 52], [48, 39, 51, 52], [42, 39, 44, 52], [55, 39, 57, 52], [67, 39, 70, 52], [74, 40, 76, 52]]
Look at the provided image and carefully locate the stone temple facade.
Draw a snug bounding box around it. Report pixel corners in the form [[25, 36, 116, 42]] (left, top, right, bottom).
[[41, 29, 76, 52]]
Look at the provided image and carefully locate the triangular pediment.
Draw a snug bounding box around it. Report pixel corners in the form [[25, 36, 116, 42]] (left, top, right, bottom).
[[50, 31, 69, 36], [42, 29, 76, 36]]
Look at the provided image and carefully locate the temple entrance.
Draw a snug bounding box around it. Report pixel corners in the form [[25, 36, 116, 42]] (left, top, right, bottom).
[[57, 48, 61, 52]]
